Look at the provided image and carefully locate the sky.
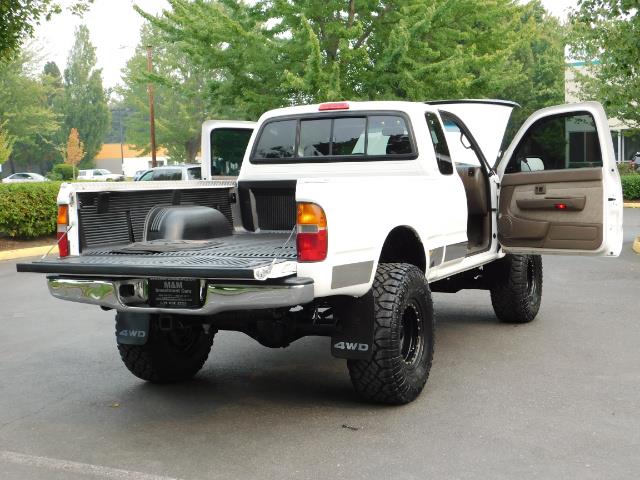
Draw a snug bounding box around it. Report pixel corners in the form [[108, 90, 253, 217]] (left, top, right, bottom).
[[32, 0, 578, 90]]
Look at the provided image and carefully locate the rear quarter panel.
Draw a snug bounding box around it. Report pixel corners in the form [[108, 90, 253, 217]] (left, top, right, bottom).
[[296, 173, 467, 297]]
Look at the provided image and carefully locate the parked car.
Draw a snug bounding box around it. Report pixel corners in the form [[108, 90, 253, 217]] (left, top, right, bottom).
[[77, 169, 125, 182], [1, 172, 48, 183], [630, 152, 640, 171], [135, 165, 202, 181], [133, 170, 147, 181]]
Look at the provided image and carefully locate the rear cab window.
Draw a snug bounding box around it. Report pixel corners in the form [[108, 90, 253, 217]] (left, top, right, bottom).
[[252, 112, 416, 162]]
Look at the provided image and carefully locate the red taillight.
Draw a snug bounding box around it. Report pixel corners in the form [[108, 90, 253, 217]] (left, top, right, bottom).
[[318, 102, 350, 111], [554, 203, 568, 210], [296, 203, 328, 262], [57, 205, 70, 258]]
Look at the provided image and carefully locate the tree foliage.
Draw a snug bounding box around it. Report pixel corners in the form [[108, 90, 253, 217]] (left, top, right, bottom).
[[0, 124, 15, 167], [60, 25, 109, 167], [0, 49, 61, 173], [120, 23, 210, 163], [569, 0, 640, 128], [0, 0, 93, 61], [135, 0, 564, 125]]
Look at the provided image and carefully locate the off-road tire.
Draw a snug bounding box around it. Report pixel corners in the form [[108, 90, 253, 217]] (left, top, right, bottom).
[[347, 263, 435, 405], [489, 254, 542, 324], [117, 317, 214, 383]]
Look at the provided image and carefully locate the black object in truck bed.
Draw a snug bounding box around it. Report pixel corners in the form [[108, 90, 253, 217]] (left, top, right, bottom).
[[17, 233, 296, 280]]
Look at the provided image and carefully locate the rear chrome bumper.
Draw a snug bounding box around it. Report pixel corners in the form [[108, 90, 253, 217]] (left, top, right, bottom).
[[47, 277, 314, 316]]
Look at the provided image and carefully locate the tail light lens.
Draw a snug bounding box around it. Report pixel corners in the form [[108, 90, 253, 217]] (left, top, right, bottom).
[[296, 202, 327, 262], [57, 205, 70, 258]]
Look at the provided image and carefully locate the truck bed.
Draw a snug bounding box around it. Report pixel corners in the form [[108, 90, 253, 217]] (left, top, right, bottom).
[[17, 233, 296, 280]]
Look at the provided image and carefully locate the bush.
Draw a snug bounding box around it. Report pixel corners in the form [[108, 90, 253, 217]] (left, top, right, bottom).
[[617, 162, 637, 176], [621, 175, 640, 200], [48, 163, 78, 181], [0, 182, 61, 238]]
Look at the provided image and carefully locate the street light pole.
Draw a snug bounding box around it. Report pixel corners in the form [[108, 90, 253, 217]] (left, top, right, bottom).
[[146, 46, 157, 168]]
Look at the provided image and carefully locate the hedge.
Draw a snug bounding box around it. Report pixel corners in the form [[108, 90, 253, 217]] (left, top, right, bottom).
[[48, 164, 78, 181], [0, 182, 61, 238], [621, 174, 640, 200]]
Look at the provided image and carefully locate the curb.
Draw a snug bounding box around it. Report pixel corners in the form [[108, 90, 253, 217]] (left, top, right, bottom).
[[624, 203, 640, 208], [0, 245, 55, 262], [634, 236, 640, 254]]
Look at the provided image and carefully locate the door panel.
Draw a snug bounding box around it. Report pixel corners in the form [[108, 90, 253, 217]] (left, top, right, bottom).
[[498, 168, 603, 250], [496, 102, 623, 256]]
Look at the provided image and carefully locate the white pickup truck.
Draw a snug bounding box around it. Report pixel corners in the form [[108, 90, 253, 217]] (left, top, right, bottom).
[[18, 100, 623, 404]]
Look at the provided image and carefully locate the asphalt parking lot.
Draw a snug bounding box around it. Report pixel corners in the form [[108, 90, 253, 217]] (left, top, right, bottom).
[[1, 209, 639, 480]]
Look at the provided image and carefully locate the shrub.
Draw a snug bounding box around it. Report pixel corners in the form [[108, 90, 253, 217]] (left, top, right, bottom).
[[0, 182, 61, 238], [617, 162, 637, 176], [621, 175, 640, 200], [48, 163, 78, 181]]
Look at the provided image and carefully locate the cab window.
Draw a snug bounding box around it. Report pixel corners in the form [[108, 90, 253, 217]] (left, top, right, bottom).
[[252, 113, 415, 162]]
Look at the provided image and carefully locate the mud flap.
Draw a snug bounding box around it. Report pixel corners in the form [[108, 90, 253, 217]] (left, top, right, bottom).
[[331, 291, 374, 360], [115, 312, 150, 345]]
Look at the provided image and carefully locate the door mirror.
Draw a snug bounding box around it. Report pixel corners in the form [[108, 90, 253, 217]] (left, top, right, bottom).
[[520, 157, 545, 172]]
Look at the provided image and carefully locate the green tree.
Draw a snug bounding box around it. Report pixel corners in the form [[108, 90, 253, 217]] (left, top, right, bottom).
[[569, 0, 640, 128], [60, 25, 109, 167], [0, 1, 93, 61], [137, 0, 563, 123], [0, 49, 60, 173], [0, 123, 15, 168], [119, 23, 210, 163]]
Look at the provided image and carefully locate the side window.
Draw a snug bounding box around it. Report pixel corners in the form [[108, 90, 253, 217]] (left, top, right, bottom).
[[425, 112, 452, 175], [187, 167, 201, 180], [153, 169, 182, 181], [506, 113, 602, 173], [210, 128, 253, 176], [138, 171, 153, 181]]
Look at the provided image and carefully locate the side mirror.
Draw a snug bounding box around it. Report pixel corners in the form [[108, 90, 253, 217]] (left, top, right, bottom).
[[520, 157, 545, 172]]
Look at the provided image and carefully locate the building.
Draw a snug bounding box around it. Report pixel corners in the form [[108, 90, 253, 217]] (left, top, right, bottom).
[[94, 144, 170, 178], [565, 61, 640, 162]]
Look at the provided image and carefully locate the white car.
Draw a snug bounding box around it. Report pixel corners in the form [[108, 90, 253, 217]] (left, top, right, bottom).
[[2, 172, 48, 183], [77, 169, 125, 182], [19, 100, 623, 405]]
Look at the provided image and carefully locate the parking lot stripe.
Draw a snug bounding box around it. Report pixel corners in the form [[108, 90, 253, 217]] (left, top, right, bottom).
[[0, 450, 183, 480]]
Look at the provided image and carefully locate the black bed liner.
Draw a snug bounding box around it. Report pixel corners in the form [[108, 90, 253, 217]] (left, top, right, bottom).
[[17, 233, 296, 280]]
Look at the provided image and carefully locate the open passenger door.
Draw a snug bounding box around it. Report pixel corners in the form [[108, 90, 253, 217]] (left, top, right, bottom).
[[200, 120, 256, 179], [496, 102, 623, 256]]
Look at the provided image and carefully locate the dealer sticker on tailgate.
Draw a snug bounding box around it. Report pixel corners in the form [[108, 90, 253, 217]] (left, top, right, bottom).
[[148, 279, 202, 308]]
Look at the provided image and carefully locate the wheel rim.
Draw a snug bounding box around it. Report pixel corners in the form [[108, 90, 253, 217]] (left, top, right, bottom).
[[399, 301, 424, 366], [526, 257, 539, 305], [166, 323, 201, 353]]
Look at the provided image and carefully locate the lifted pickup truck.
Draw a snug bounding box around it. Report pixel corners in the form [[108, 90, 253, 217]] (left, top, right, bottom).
[[19, 100, 623, 404]]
